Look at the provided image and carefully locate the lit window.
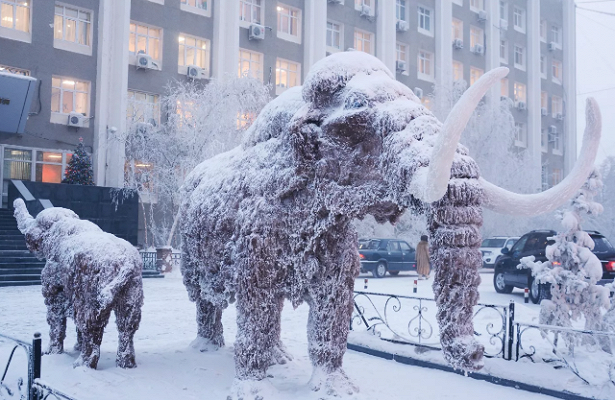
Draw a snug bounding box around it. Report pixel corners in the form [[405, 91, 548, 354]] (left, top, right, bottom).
[[470, 67, 483, 86], [501, 78, 509, 98], [54, 5, 91, 49], [396, 0, 406, 21], [0, 0, 30, 33], [453, 61, 463, 82], [514, 45, 525, 70], [239, 0, 263, 24], [396, 43, 407, 63], [129, 22, 162, 60], [237, 112, 256, 130], [275, 58, 300, 94], [470, 0, 483, 12], [36, 151, 64, 183], [3, 148, 32, 180], [541, 130, 548, 154], [552, 169, 563, 184], [552, 95, 563, 118], [181, 0, 208, 10], [515, 122, 526, 147], [51, 77, 90, 116], [513, 82, 526, 103], [127, 90, 160, 126], [0, 64, 29, 76], [540, 55, 547, 78], [552, 60, 562, 84], [541, 91, 548, 110], [552, 130, 562, 153], [178, 34, 210, 73], [551, 25, 561, 47], [326, 21, 342, 51], [277, 4, 301, 42], [452, 19, 463, 41], [354, 29, 373, 55], [540, 20, 547, 42], [500, 39, 507, 63], [470, 26, 483, 48], [417, 5, 433, 36], [513, 7, 525, 33], [238, 48, 263, 81], [417, 50, 433, 81]]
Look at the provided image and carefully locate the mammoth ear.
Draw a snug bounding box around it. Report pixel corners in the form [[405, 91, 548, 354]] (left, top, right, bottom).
[[289, 105, 322, 165]]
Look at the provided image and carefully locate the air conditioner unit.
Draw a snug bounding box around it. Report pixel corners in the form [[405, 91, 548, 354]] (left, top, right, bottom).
[[396, 20, 409, 32], [500, 19, 508, 30], [136, 53, 160, 70], [328, 0, 343, 3], [478, 10, 487, 22], [360, 5, 371, 17], [541, 107, 548, 117], [187, 65, 207, 80], [453, 38, 464, 49], [249, 24, 265, 40], [67, 112, 87, 128], [548, 42, 557, 51], [548, 125, 558, 134], [472, 44, 484, 55], [414, 87, 424, 99], [515, 101, 527, 111], [556, 113, 564, 121], [396, 60, 406, 72]]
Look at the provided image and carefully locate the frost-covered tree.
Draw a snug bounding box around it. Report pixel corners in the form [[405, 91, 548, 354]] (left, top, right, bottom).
[[121, 77, 270, 247], [593, 156, 615, 240], [523, 170, 611, 343]]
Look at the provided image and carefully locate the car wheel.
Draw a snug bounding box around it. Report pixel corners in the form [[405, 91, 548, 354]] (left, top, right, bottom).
[[529, 278, 548, 304], [373, 262, 387, 278], [494, 270, 513, 294], [388, 271, 400, 276]]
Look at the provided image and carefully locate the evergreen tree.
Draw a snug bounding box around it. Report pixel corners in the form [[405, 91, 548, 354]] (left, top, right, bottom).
[[63, 138, 94, 185]]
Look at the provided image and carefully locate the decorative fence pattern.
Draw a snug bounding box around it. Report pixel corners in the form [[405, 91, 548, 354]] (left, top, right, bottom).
[[140, 251, 182, 272]]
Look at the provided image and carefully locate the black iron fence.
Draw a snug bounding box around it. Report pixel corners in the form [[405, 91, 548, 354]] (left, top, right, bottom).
[[140, 251, 181, 272]]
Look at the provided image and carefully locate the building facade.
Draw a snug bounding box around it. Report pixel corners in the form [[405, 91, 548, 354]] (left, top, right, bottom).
[[0, 0, 576, 207]]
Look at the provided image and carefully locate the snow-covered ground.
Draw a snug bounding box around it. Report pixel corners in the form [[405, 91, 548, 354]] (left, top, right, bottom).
[[0, 270, 603, 400]]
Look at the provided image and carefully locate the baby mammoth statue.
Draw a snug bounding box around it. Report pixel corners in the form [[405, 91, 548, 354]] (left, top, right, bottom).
[[179, 51, 601, 398], [14, 198, 144, 369]]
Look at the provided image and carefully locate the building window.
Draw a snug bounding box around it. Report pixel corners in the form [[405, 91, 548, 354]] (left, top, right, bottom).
[[453, 61, 463, 82], [3, 148, 32, 180], [417, 50, 434, 81], [326, 21, 342, 52], [540, 20, 547, 42], [501, 78, 509, 98], [552, 95, 563, 118], [181, 0, 210, 17], [552, 60, 563, 84], [0, 64, 29, 76], [514, 45, 525, 70], [238, 48, 264, 81], [513, 7, 525, 33], [0, 0, 30, 35], [54, 5, 92, 53], [470, 67, 483, 86], [396, 43, 408, 74], [515, 122, 526, 147], [354, 29, 373, 55], [396, 0, 406, 21], [355, 0, 372, 9], [417, 5, 433, 36], [470, 0, 483, 12], [500, 39, 507, 63], [541, 91, 548, 111], [129, 22, 162, 61], [275, 58, 300, 94], [277, 4, 301, 43], [541, 164, 548, 188], [178, 34, 210, 74], [541, 130, 548, 153], [551, 129, 562, 154], [499, 1, 507, 21], [540, 55, 547, 78], [452, 18, 463, 41], [127, 90, 160, 126], [470, 26, 483, 49], [51, 77, 90, 116], [239, 0, 263, 25], [552, 169, 563, 184], [551, 25, 561, 47], [35, 152, 66, 184], [514, 82, 526, 103]]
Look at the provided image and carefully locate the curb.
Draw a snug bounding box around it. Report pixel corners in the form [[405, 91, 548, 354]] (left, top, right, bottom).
[[347, 343, 597, 400]]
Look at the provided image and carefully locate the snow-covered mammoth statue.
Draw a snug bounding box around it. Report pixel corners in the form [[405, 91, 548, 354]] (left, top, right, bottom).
[[13, 198, 144, 369], [179, 51, 601, 396]]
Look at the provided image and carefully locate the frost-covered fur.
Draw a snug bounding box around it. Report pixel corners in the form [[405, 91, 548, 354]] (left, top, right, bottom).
[[180, 51, 488, 396], [13, 198, 144, 369]]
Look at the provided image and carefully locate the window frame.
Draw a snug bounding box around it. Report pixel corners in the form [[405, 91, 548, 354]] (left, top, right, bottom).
[[453, 60, 463, 82], [353, 28, 374, 55], [396, 0, 406, 22], [126, 89, 161, 127], [1, 146, 73, 185], [470, 0, 484, 12], [53, 3, 93, 56], [470, 67, 483, 86], [514, 44, 525, 71], [514, 121, 526, 148], [50, 76, 91, 126], [275, 58, 301, 95], [417, 5, 433, 37], [513, 6, 525, 33], [239, 0, 264, 28], [540, 19, 547, 43], [0, 0, 32, 42], [238, 48, 264, 82], [180, 0, 211, 17], [276, 3, 301, 44], [326, 20, 343, 53], [551, 95, 563, 119], [552, 59, 563, 84], [500, 78, 509, 98], [540, 54, 547, 79], [500, 39, 508, 64], [452, 18, 463, 41], [396, 42, 409, 76], [513, 81, 526, 103], [417, 49, 434, 82], [551, 25, 562, 48], [177, 33, 211, 76], [129, 21, 163, 66]]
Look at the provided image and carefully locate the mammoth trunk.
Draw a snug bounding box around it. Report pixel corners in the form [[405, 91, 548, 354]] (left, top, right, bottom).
[[13, 198, 34, 234], [428, 154, 485, 371]]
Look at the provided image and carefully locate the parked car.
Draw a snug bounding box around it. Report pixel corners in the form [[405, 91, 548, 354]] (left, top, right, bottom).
[[480, 236, 519, 268], [493, 230, 615, 303], [359, 238, 416, 278]]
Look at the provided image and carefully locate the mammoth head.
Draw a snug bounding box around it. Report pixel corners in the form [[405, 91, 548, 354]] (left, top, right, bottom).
[[288, 51, 601, 217], [13, 198, 79, 258]]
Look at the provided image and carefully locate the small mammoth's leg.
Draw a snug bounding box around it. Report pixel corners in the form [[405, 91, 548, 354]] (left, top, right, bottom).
[[73, 305, 112, 369], [191, 296, 225, 351], [115, 276, 144, 369], [44, 287, 69, 355]]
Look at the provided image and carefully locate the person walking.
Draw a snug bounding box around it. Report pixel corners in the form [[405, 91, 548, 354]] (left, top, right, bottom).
[[416, 235, 430, 280]]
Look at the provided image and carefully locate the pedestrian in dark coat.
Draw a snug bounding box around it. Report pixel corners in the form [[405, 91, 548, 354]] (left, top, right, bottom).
[[416, 235, 430, 279]]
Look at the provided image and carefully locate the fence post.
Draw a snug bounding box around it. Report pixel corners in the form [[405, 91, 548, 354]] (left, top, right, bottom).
[[506, 301, 515, 361], [29, 332, 41, 400]]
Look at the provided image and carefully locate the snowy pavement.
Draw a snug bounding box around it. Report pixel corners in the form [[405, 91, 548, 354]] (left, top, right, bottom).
[[0, 271, 577, 400]]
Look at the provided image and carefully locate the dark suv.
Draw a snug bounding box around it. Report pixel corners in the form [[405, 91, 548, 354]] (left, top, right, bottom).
[[359, 239, 416, 278], [493, 230, 615, 303]]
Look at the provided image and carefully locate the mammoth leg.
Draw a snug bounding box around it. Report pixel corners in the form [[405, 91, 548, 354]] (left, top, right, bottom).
[[191, 296, 224, 351], [269, 293, 292, 366], [115, 275, 143, 368], [41, 263, 69, 355], [429, 157, 484, 371], [73, 305, 112, 369]]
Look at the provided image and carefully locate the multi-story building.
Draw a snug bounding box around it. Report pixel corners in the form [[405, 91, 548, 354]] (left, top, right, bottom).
[[0, 0, 576, 207]]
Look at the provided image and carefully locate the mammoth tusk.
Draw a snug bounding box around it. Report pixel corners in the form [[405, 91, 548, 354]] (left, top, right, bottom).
[[410, 67, 510, 203], [481, 97, 602, 216], [13, 198, 35, 234]]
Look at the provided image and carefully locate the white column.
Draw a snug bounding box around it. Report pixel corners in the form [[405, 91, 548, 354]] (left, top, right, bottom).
[[485, 0, 501, 106], [94, 0, 131, 188], [563, 0, 577, 175], [303, 0, 327, 78], [212, 0, 240, 79], [435, 0, 452, 113], [376, 0, 396, 74], [527, 0, 542, 191]]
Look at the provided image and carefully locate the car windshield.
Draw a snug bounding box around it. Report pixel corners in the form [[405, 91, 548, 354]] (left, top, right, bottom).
[[591, 236, 614, 253], [360, 240, 381, 250], [481, 238, 506, 248]]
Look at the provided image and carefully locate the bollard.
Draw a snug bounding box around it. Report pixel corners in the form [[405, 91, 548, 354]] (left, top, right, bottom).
[[413, 279, 418, 294], [30, 332, 41, 400], [524, 287, 529, 303], [364, 278, 368, 290]]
